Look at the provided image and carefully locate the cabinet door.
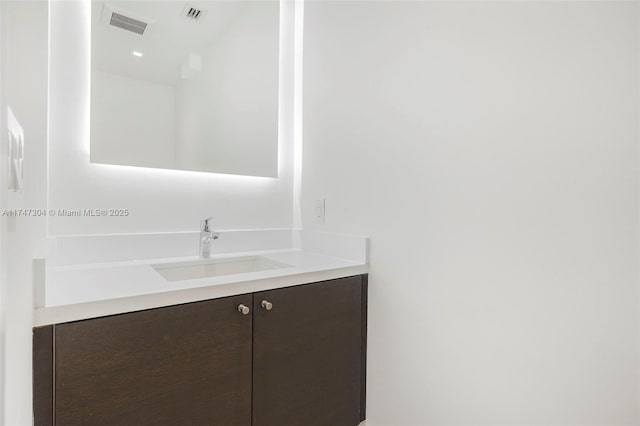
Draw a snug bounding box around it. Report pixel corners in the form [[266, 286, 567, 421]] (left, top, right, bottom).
[[252, 277, 363, 426], [55, 294, 253, 426]]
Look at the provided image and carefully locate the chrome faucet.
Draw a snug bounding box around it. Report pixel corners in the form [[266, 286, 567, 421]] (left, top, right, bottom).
[[199, 217, 220, 258]]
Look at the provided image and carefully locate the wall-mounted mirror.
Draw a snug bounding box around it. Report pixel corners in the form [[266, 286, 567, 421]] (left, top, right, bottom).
[[90, 1, 279, 177]]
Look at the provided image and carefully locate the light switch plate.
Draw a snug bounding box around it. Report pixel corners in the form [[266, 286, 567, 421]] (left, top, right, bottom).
[[7, 107, 24, 193], [314, 199, 325, 224]]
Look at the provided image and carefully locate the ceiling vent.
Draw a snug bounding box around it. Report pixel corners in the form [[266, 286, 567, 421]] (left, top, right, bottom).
[[110, 12, 148, 35], [101, 4, 154, 36], [182, 4, 207, 22]]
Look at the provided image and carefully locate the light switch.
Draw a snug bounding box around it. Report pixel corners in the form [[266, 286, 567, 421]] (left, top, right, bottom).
[[7, 107, 24, 193], [314, 199, 325, 224]]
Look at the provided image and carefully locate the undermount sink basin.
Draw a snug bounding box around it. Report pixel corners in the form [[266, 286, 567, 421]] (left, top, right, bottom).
[[152, 256, 291, 282]]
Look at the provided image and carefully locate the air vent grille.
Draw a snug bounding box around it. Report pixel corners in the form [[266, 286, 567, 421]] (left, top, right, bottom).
[[186, 7, 202, 19], [182, 4, 206, 21], [109, 12, 148, 35]]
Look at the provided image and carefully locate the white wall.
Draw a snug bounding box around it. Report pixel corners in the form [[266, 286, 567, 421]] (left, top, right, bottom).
[[49, 0, 294, 236], [0, 1, 49, 425], [175, 1, 279, 177], [302, 1, 639, 424], [0, 1, 5, 420], [91, 70, 176, 170]]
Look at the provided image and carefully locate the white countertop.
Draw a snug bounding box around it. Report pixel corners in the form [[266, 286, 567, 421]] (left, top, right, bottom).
[[34, 231, 368, 326]]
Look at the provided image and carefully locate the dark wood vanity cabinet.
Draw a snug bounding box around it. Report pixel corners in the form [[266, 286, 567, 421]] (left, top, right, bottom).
[[253, 276, 364, 426], [33, 275, 367, 426], [39, 294, 253, 426]]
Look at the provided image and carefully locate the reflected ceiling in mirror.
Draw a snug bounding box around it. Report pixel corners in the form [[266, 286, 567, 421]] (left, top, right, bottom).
[[90, 1, 279, 177]]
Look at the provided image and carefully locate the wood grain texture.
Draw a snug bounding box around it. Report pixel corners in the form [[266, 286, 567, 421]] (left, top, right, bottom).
[[360, 274, 368, 422], [252, 276, 363, 426], [54, 295, 253, 426], [33, 325, 54, 426]]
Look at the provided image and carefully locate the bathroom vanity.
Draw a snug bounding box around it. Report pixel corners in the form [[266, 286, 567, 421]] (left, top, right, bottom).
[[30, 0, 368, 422], [32, 230, 369, 426]]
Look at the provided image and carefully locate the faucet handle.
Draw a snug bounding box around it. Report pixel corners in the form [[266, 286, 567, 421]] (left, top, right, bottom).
[[201, 217, 214, 232]]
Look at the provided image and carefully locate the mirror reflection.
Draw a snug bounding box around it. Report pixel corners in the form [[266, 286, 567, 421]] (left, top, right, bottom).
[[90, 1, 279, 177]]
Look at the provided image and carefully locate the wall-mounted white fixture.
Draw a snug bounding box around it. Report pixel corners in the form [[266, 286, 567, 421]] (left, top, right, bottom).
[[131, 50, 143, 57], [314, 199, 325, 224], [7, 107, 24, 193]]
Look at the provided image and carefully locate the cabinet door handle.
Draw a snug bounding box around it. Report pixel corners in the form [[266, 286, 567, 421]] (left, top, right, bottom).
[[238, 304, 250, 315], [261, 300, 273, 310]]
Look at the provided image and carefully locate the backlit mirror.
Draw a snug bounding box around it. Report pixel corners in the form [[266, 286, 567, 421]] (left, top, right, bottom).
[[90, 1, 279, 177]]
